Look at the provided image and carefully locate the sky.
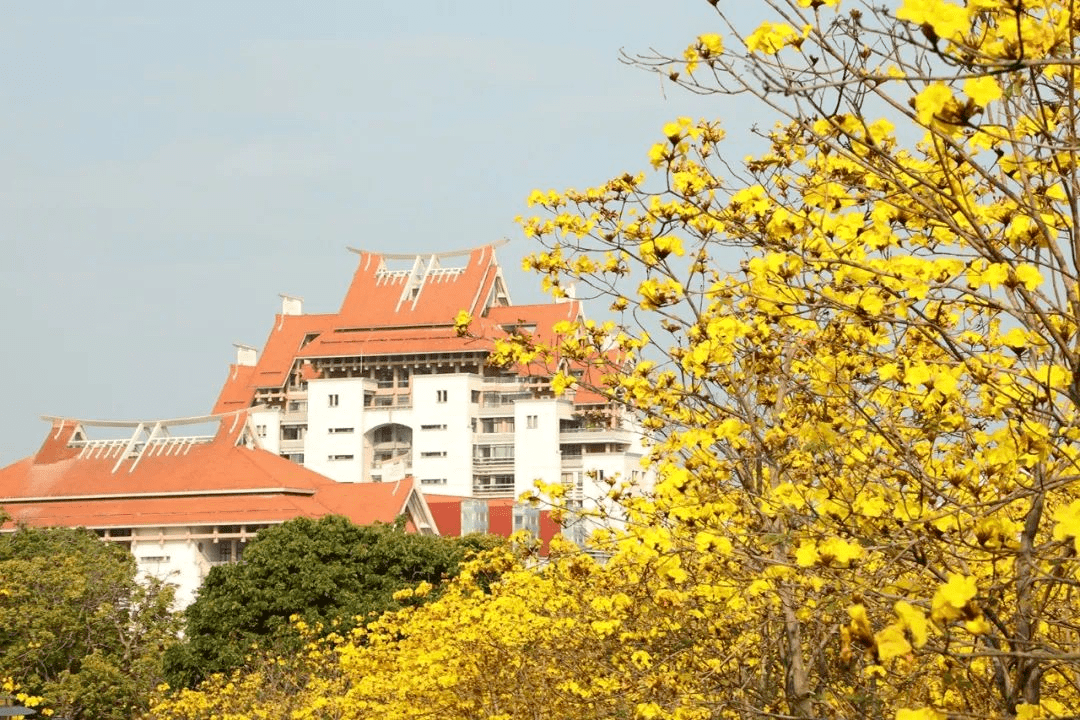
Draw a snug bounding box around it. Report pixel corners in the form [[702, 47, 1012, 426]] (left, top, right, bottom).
[[0, 1, 768, 463]]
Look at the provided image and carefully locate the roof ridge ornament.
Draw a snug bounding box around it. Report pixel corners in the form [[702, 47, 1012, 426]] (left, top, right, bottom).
[[345, 238, 508, 261]]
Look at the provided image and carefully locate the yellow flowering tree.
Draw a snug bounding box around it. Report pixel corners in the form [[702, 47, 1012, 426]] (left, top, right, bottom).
[[152, 1, 1080, 719], [513, 0, 1080, 716]]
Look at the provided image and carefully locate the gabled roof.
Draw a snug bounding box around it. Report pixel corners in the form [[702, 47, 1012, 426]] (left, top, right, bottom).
[[0, 413, 436, 534], [339, 246, 506, 328], [212, 312, 337, 412], [214, 244, 600, 409]]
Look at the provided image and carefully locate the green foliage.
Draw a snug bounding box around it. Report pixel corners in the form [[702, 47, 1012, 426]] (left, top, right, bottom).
[[0, 526, 178, 720], [163, 515, 502, 688]]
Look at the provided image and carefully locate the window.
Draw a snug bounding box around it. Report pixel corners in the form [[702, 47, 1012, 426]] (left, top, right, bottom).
[[474, 445, 514, 461], [527, 415, 538, 429], [420, 478, 447, 485], [328, 394, 339, 407], [328, 427, 354, 434], [256, 424, 267, 438], [421, 451, 447, 458], [471, 390, 481, 403], [421, 424, 447, 430], [139, 555, 169, 563], [215, 540, 245, 564], [480, 417, 514, 433], [436, 389, 448, 403], [282, 425, 305, 441], [329, 454, 355, 461]]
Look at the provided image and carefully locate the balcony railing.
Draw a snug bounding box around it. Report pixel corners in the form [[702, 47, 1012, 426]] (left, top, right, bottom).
[[365, 395, 412, 410], [481, 392, 532, 408], [280, 438, 304, 453], [472, 482, 515, 497], [558, 427, 636, 444], [472, 456, 514, 467], [473, 431, 514, 443]]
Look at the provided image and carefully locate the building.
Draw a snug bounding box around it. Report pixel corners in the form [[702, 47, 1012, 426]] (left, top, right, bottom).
[[213, 244, 649, 517], [0, 412, 436, 608]]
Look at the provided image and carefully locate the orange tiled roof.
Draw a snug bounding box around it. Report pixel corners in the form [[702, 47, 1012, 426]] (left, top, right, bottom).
[[212, 364, 258, 414], [296, 326, 495, 359], [339, 246, 502, 327], [211, 313, 337, 410], [484, 302, 581, 343], [0, 415, 432, 533], [212, 244, 608, 408]]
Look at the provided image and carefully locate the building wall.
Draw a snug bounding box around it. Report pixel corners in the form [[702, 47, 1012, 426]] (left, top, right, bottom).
[[411, 373, 478, 496], [264, 361, 654, 533], [512, 397, 570, 497], [305, 377, 370, 482], [130, 529, 207, 610], [250, 408, 281, 455]]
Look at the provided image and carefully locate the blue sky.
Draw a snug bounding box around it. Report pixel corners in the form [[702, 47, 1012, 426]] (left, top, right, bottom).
[[1, 1, 768, 462]]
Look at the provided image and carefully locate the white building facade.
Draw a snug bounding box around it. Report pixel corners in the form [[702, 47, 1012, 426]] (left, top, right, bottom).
[[214, 245, 651, 519]]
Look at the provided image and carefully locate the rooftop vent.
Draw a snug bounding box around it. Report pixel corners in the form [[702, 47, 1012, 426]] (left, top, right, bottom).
[[280, 294, 303, 316], [234, 343, 257, 367]]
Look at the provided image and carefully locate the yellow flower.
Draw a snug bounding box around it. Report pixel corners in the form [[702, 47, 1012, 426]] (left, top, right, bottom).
[[913, 83, 955, 126], [963, 76, 1002, 107], [874, 623, 912, 662], [894, 601, 929, 647], [931, 573, 978, 622], [1014, 263, 1043, 290], [745, 22, 805, 55], [896, 709, 946, 720], [794, 540, 819, 567], [896, 0, 969, 41], [1052, 500, 1080, 552], [698, 33, 723, 56], [454, 310, 472, 337]]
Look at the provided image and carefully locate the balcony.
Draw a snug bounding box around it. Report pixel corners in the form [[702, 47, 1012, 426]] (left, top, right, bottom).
[[282, 402, 308, 424], [479, 392, 532, 414], [280, 438, 304, 454], [372, 440, 411, 453], [472, 482, 515, 497], [472, 475, 515, 497], [365, 394, 412, 411], [472, 456, 514, 469], [558, 426, 636, 444], [473, 431, 514, 444]]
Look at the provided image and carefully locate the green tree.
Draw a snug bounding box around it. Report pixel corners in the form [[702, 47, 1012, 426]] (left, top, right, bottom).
[[0, 526, 178, 720], [163, 515, 501, 688]]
